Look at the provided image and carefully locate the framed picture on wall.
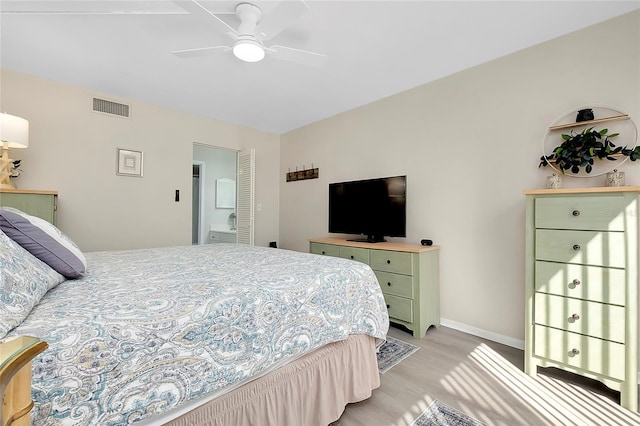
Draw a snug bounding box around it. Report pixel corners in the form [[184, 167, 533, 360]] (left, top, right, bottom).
[[116, 148, 143, 177]]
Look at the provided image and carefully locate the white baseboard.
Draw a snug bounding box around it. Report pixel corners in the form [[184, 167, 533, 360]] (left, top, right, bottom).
[[440, 318, 525, 351]]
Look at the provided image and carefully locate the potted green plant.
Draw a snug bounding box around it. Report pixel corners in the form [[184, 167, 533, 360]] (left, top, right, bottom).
[[539, 127, 640, 174]]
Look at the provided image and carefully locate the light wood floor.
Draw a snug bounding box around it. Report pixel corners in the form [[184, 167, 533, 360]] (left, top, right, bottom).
[[332, 325, 640, 426]]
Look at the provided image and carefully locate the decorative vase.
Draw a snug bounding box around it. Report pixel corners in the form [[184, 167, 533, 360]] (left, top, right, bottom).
[[546, 173, 561, 189], [576, 108, 594, 122], [606, 169, 625, 187]]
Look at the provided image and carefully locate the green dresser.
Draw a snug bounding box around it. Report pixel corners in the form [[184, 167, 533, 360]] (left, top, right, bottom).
[[0, 189, 58, 225], [310, 237, 440, 338], [524, 187, 640, 411]]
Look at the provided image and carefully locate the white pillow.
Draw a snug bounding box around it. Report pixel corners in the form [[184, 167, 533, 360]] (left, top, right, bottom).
[[0, 207, 87, 279]]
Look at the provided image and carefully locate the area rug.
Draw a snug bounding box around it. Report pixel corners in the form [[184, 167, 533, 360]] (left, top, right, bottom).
[[377, 336, 419, 374], [412, 400, 486, 426]]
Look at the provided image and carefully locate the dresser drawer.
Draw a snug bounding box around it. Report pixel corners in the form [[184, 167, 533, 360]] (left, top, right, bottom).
[[310, 243, 340, 257], [534, 293, 625, 343], [370, 250, 412, 275], [535, 195, 625, 231], [534, 325, 625, 380], [339, 246, 370, 264], [535, 229, 625, 268], [375, 271, 413, 298], [384, 294, 413, 323], [535, 261, 625, 306]]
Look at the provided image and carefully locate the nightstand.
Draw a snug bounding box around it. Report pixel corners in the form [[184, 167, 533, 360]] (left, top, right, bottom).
[[1, 336, 48, 426], [0, 189, 58, 225]]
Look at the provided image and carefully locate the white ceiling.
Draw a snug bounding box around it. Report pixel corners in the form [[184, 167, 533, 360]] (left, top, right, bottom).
[[1, 1, 639, 134]]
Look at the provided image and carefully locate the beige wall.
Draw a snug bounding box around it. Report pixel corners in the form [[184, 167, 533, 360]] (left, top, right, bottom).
[[279, 11, 640, 343], [1, 69, 280, 252]]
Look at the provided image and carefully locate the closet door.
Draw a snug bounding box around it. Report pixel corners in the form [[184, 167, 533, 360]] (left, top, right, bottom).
[[236, 149, 255, 245]]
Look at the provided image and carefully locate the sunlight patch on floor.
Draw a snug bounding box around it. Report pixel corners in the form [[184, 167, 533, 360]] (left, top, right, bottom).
[[394, 342, 640, 425], [472, 343, 587, 424], [536, 373, 640, 425], [400, 398, 431, 426], [465, 343, 640, 425]]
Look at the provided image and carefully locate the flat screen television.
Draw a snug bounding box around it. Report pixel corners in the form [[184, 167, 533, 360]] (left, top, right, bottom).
[[328, 175, 406, 243]]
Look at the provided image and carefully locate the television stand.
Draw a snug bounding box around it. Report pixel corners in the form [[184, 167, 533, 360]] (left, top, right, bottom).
[[309, 237, 441, 338]]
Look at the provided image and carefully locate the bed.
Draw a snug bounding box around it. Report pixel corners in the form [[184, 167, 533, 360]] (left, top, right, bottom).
[[0, 207, 389, 425]]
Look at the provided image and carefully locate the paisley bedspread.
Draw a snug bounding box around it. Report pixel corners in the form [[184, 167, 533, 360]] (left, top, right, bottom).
[[6, 243, 389, 425]]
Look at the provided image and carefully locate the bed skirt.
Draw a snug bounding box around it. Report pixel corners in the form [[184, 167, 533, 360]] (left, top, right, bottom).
[[164, 334, 380, 426]]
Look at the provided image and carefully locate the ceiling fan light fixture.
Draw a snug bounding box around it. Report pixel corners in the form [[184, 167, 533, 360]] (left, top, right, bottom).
[[233, 39, 265, 63]]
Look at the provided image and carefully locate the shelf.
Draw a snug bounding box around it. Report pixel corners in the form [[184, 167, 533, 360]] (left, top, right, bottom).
[[524, 186, 640, 195], [549, 114, 629, 131], [544, 152, 625, 163]]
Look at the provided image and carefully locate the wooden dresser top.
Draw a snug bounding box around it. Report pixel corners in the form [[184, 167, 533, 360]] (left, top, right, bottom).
[[0, 189, 58, 195], [524, 186, 640, 195], [309, 237, 440, 253]]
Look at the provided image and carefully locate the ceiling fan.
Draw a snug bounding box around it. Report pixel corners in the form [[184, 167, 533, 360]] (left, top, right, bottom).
[[171, 0, 327, 66]]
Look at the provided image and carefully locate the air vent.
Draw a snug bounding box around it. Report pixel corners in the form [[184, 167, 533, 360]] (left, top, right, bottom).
[[92, 97, 131, 118]]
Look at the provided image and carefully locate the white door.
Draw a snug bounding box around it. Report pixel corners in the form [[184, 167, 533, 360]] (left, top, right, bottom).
[[236, 149, 255, 245]]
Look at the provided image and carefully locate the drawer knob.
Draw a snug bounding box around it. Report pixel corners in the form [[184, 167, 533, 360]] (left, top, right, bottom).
[[572, 210, 580, 217], [571, 313, 580, 321], [387, 282, 392, 286], [322, 251, 326, 255], [571, 278, 581, 286], [387, 259, 391, 264], [571, 348, 580, 356], [572, 244, 581, 251], [350, 255, 354, 259], [386, 304, 390, 309]]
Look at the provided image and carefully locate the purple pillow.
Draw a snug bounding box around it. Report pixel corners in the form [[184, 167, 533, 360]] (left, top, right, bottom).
[[0, 207, 86, 278]]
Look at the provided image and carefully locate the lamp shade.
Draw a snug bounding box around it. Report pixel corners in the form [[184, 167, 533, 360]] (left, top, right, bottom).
[[0, 113, 29, 148]]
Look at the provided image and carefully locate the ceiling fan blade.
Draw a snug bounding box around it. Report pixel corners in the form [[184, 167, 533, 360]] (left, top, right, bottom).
[[172, 0, 236, 35], [172, 46, 231, 58], [268, 45, 326, 67], [258, 0, 308, 41]]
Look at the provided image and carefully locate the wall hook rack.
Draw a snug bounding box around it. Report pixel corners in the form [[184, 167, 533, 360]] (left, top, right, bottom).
[[286, 164, 319, 182]]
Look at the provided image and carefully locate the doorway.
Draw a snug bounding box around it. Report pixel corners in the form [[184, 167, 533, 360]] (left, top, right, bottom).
[[192, 144, 239, 245]]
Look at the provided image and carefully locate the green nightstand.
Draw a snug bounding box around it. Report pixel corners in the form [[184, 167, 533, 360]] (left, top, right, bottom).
[[0, 189, 58, 225]]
